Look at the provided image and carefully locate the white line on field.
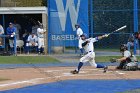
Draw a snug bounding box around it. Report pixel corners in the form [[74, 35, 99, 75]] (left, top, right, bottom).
[[45, 69, 99, 72], [115, 71, 125, 75], [0, 78, 44, 87]]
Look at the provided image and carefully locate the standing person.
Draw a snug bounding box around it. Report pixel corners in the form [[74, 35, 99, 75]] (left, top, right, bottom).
[[126, 34, 134, 51], [37, 23, 46, 54], [6, 22, 16, 54], [13, 20, 21, 40], [75, 24, 84, 56], [71, 34, 109, 74], [0, 24, 4, 46]]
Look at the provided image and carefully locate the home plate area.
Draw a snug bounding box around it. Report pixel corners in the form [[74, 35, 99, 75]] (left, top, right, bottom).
[[0, 66, 140, 93]]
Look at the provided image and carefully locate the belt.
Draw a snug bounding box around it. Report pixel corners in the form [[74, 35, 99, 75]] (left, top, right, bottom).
[[86, 51, 94, 54], [38, 37, 44, 38], [89, 51, 93, 52]]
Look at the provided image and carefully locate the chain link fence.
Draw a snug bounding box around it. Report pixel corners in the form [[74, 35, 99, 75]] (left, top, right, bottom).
[[63, 0, 140, 54]]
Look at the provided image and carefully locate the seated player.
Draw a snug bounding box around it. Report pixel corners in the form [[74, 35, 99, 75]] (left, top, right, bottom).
[[26, 33, 38, 54], [116, 44, 131, 69], [111, 44, 138, 70], [71, 33, 108, 74]]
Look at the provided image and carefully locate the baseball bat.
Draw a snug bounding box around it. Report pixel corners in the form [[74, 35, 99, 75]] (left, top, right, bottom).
[[108, 25, 127, 35]]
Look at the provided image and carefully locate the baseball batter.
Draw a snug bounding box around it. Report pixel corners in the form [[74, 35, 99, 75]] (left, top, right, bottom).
[[71, 34, 108, 74], [37, 23, 46, 54], [75, 24, 84, 55]]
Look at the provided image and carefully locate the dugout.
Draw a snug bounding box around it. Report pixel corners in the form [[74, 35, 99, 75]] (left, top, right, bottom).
[[0, 7, 48, 54]]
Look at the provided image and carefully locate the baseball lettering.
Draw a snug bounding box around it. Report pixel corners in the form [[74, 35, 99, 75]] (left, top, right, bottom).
[[55, 0, 81, 31], [52, 35, 75, 40]]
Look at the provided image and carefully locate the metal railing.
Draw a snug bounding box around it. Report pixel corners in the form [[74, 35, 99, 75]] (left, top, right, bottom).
[[0, 35, 17, 55]]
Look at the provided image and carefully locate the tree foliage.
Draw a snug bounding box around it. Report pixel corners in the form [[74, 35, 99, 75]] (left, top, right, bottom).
[[11, 0, 47, 7]]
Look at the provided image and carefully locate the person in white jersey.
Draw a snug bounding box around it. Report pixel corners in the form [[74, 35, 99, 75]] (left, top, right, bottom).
[[71, 33, 109, 74], [26, 33, 38, 54], [75, 24, 84, 56], [37, 23, 46, 54]]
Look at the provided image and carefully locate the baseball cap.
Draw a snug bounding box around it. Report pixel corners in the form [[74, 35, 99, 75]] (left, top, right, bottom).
[[9, 22, 13, 25]]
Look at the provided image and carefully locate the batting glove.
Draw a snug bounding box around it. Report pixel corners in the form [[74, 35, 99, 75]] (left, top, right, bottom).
[[102, 34, 109, 38]]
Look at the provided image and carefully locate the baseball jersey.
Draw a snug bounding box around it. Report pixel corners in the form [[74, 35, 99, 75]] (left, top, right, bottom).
[[76, 28, 83, 38], [6, 27, 16, 35], [123, 50, 131, 58], [27, 35, 38, 43], [82, 37, 98, 52], [37, 28, 44, 38]]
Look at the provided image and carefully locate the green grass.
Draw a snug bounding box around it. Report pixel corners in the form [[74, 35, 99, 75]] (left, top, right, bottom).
[[0, 56, 60, 64], [0, 56, 139, 64], [95, 56, 121, 62], [95, 48, 119, 52]]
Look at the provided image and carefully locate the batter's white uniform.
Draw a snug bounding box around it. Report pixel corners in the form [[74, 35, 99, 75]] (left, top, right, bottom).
[[76, 28, 83, 49], [37, 28, 45, 48], [79, 37, 98, 67], [26, 35, 38, 46]]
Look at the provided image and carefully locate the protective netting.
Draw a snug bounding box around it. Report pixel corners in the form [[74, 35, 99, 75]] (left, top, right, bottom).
[[93, 0, 133, 10], [92, 0, 138, 51], [48, 0, 140, 54]]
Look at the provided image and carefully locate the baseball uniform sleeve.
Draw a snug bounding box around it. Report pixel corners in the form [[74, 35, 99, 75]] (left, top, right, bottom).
[[37, 28, 39, 36], [0, 26, 4, 34], [89, 37, 98, 43], [27, 35, 31, 42], [35, 36, 38, 42], [6, 28, 10, 35], [124, 51, 131, 57]]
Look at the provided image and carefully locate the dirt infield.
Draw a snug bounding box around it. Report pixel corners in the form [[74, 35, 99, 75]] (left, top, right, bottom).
[[0, 66, 140, 91]]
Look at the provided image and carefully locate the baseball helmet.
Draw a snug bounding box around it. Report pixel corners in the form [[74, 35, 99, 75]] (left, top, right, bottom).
[[9, 22, 13, 25], [120, 44, 128, 52]]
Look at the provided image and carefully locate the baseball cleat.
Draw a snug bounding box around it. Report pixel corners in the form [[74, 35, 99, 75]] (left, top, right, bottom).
[[70, 70, 79, 74], [103, 66, 108, 73]]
